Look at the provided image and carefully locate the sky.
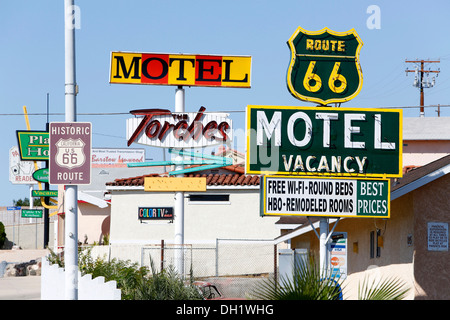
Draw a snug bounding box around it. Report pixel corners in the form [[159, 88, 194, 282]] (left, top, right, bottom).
[[1, 0, 450, 205]]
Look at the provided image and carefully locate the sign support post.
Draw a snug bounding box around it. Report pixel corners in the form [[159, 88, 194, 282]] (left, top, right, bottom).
[[174, 86, 185, 277], [64, 0, 78, 300], [319, 218, 329, 275]]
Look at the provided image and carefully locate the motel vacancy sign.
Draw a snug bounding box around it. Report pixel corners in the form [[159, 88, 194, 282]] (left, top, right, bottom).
[[246, 105, 403, 178], [110, 52, 251, 88], [261, 176, 390, 218]]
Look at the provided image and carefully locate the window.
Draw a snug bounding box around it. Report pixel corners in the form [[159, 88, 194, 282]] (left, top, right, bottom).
[[370, 230, 381, 258], [376, 229, 381, 258], [370, 231, 375, 259], [188, 194, 230, 204]]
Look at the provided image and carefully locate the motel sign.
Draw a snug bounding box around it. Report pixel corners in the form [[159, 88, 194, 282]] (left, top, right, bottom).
[[246, 105, 403, 178]]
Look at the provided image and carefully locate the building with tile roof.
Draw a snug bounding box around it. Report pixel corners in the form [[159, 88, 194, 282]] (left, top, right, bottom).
[[274, 155, 450, 300], [102, 164, 279, 278]]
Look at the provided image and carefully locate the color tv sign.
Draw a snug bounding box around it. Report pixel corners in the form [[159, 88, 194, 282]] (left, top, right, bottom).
[[110, 52, 251, 88]]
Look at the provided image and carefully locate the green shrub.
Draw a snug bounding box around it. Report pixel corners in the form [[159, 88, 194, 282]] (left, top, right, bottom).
[[131, 260, 202, 300], [0, 222, 6, 249], [48, 247, 202, 300]]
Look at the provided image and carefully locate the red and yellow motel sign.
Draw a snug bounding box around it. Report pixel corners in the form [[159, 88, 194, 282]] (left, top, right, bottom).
[[110, 52, 251, 88]]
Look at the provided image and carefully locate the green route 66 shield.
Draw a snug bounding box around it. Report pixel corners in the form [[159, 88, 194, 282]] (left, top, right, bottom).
[[287, 27, 363, 105]]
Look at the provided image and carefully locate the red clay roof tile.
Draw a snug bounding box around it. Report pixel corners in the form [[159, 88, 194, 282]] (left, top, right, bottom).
[[106, 166, 260, 187]]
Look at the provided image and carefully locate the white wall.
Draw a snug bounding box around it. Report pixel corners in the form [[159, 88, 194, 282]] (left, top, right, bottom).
[[109, 187, 279, 245], [41, 257, 121, 300]]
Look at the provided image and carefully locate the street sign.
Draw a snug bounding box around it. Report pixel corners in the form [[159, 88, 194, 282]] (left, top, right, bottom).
[[32, 190, 58, 197], [246, 105, 403, 177], [261, 175, 390, 218], [7, 206, 21, 211], [287, 27, 363, 105], [329, 232, 347, 280], [49, 122, 92, 185], [21, 209, 43, 218], [16, 131, 49, 161], [110, 52, 252, 88]]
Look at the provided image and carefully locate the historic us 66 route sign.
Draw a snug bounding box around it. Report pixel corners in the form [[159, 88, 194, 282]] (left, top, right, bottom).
[[286, 26, 363, 105], [49, 122, 91, 185]]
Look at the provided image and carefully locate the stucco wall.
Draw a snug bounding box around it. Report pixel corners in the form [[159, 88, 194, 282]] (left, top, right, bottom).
[[403, 140, 450, 167], [78, 203, 110, 245], [289, 188, 417, 299], [109, 188, 279, 244], [412, 174, 450, 300], [288, 174, 450, 299]]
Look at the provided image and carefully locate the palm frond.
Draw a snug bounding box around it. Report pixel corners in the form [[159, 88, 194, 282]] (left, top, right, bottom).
[[252, 255, 343, 300], [358, 276, 409, 300]]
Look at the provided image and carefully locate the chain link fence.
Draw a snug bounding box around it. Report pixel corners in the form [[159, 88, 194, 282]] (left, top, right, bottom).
[[108, 239, 278, 299], [0, 208, 57, 249]]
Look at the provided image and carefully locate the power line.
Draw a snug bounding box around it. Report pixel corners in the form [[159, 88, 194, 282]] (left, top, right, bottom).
[[1, 105, 450, 118]]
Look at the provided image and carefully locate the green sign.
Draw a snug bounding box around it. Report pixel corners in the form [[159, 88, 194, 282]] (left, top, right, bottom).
[[32, 190, 58, 197], [16, 131, 49, 161], [287, 27, 363, 105], [21, 209, 43, 218], [246, 105, 403, 178], [261, 176, 390, 218], [32, 168, 49, 183]]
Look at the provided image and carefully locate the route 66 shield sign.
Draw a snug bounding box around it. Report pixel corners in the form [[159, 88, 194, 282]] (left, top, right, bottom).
[[287, 27, 363, 105], [49, 122, 91, 185], [55, 138, 86, 169]]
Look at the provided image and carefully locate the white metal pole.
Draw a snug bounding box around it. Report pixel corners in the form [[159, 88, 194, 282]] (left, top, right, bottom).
[[319, 217, 329, 277], [174, 86, 185, 277], [64, 0, 78, 300], [29, 185, 33, 209]]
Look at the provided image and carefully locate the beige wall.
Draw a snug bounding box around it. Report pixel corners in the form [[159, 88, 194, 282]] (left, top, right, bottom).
[[403, 140, 450, 166], [78, 203, 110, 245], [288, 174, 450, 300], [412, 174, 450, 299], [56, 202, 110, 247]]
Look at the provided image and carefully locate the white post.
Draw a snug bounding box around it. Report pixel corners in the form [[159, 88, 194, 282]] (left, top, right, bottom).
[[29, 185, 33, 209], [319, 217, 329, 277], [174, 86, 185, 277], [64, 0, 78, 300]]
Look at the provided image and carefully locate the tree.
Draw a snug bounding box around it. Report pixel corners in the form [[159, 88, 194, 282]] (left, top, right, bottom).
[[0, 222, 6, 249], [12, 197, 42, 207]]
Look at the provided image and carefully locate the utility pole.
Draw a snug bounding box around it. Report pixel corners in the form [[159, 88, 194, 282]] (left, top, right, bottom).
[[405, 59, 440, 117], [64, 0, 79, 300]]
